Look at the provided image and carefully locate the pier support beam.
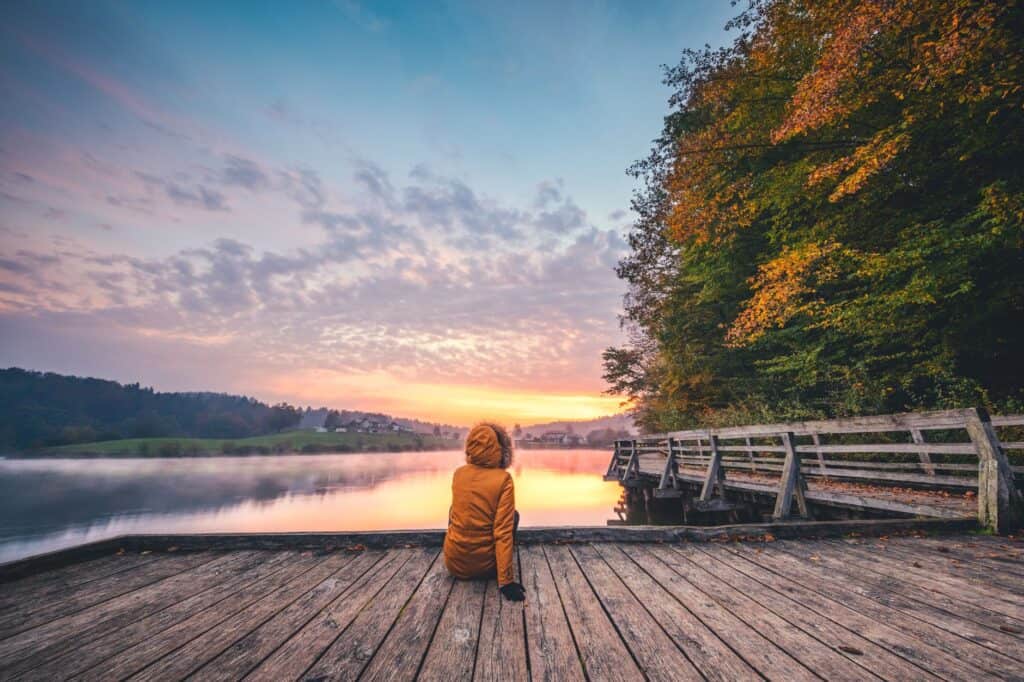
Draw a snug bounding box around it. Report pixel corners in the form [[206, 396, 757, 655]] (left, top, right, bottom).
[[965, 408, 1023, 533], [773, 432, 809, 520]]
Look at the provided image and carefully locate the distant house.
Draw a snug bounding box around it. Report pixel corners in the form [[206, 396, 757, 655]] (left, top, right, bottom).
[[539, 431, 583, 446], [314, 426, 327, 433]]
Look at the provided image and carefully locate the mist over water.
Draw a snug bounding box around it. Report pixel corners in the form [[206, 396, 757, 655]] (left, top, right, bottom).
[[0, 449, 621, 563]]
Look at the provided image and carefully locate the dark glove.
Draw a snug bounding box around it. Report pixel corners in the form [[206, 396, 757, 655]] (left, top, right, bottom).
[[500, 582, 526, 602]]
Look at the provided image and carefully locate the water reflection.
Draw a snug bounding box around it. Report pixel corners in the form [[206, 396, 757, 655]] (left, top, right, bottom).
[[0, 449, 621, 562]]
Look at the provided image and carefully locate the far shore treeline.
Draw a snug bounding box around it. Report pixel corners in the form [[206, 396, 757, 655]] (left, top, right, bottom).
[[605, 0, 1024, 433], [0, 368, 449, 455]]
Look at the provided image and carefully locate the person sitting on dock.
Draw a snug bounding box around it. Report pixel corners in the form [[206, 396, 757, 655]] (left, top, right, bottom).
[[443, 422, 526, 601]]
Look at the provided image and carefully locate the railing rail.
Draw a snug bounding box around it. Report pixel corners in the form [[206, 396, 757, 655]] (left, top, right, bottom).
[[607, 408, 1024, 533]]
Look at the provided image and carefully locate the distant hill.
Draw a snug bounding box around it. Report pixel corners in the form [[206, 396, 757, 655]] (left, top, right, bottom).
[[0, 367, 468, 452], [519, 414, 636, 439]]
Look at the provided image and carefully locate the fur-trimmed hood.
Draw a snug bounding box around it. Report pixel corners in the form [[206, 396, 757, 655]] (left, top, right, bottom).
[[465, 422, 513, 469]]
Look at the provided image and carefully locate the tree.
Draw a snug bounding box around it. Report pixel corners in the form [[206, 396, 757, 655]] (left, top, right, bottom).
[[264, 403, 302, 433], [324, 410, 342, 431], [606, 0, 1024, 431]]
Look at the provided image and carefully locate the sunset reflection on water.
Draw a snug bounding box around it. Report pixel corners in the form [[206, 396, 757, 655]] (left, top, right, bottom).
[[0, 449, 621, 562]]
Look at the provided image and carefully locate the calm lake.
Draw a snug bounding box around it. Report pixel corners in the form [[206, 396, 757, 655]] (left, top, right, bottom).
[[0, 449, 622, 563]]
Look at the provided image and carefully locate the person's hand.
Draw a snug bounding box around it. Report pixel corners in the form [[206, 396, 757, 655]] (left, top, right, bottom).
[[500, 582, 526, 602]]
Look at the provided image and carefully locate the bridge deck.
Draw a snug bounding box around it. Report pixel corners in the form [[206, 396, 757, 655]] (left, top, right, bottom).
[[1, 534, 1022, 680]]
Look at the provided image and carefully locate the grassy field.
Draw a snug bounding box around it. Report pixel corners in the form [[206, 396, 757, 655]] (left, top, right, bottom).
[[31, 430, 457, 457]]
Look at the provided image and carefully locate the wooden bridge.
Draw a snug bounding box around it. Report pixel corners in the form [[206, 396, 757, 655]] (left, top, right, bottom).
[[605, 408, 1024, 533], [1, 528, 1022, 681]]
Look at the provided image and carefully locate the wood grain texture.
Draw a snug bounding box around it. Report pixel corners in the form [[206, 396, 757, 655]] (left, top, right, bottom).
[[418, 577, 487, 681], [544, 544, 644, 681], [243, 548, 415, 682], [3, 533, 1022, 681], [519, 544, 585, 682], [569, 543, 701, 681], [299, 547, 438, 680]]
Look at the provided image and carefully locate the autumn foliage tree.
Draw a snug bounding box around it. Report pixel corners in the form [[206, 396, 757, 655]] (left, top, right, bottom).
[[605, 0, 1024, 432]]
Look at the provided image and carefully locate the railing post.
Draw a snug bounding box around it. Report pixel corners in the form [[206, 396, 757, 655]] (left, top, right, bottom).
[[811, 433, 827, 480], [605, 441, 623, 479], [659, 437, 679, 492], [745, 436, 757, 473], [910, 428, 936, 476], [699, 434, 724, 502], [965, 408, 1023, 533], [773, 432, 808, 520]]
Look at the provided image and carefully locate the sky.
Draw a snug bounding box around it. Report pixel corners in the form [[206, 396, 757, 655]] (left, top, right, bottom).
[[0, 0, 737, 426]]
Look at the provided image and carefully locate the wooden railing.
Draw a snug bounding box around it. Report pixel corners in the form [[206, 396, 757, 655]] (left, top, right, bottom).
[[606, 408, 1024, 533]]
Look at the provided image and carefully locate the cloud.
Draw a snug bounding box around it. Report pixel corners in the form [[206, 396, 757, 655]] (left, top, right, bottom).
[[221, 155, 270, 191], [134, 170, 229, 212], [166, 184, 229, 211], [0, 160, 627, 418]]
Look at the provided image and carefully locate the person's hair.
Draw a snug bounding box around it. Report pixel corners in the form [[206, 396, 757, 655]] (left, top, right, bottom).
[[480, 422, 514, 468]]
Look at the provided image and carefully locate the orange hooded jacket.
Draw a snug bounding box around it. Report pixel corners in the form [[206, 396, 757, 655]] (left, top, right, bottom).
[[443, 423, 516, 586]]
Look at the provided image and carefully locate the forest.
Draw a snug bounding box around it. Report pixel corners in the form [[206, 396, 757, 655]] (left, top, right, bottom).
[[604, 0, 1024, 432], [0, 368, 302, 450]]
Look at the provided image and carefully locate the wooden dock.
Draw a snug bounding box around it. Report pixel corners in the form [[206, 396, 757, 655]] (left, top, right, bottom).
[[607, 408, 1024, 532], [2, 531, 1022, 680]]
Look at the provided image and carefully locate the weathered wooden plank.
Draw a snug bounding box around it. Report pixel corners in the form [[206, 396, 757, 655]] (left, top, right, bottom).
[[297, 547, 438, 680], [731, 541, 1024, 678], [474, 576, 529, 681], [0, 550, 258, 670], [519, 544, 585, 682], [591, 544, 759, 682], [761, 541, 1024, 659], [699, 435, 724, 502], [129, 550, 354, 681], [76, 551, 326, 681], [0, 551, 214, 640], [773, 432, 807, 520], [418, 578, 487, 681], [860, 540, 1024, 594], [359, 552, 454, 681], [901, 532, 1024, 577], [627, 546, 817, 681], [826, 540, 1024, 619], [0, 552, 159, 609], [911, 428, 937, 475], [688, 543, 939, 681], [543, 544, 644, 681], [655, 544, 871, 681], [965, 407, 1024, 533], [189, 549, 384, 680], [661, 408, 979, 441], [569, 543, 701, 681], [13, 552, 295, 681], [243, 548, 414, 681]]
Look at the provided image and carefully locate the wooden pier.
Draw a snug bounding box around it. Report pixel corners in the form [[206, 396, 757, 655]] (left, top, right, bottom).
[[606, 408, 1024, 532], [1, 529, 1023, 680]]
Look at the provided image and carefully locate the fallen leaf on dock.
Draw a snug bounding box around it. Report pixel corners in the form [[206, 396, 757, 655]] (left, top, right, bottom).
[[763, 533, 775, 542], [999, 625, 1022, 634], [837, 645, 864, 655], [167, 546, 179, 552], [912, 561, 922, 568], [346, 544, 366, 552], [141, 550, 151, 555]]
